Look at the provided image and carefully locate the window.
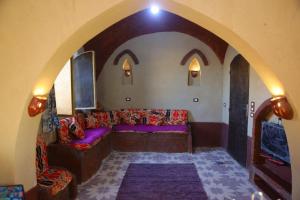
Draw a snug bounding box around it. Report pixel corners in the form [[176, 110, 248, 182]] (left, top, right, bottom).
[[54, 51, 96, 115]]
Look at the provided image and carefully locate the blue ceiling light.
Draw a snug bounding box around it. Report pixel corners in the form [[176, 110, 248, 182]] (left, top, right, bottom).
[[150, 4, 160, 15]]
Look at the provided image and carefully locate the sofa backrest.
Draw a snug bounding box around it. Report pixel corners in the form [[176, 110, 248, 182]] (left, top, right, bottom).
[[117, 109, 188, 126], [57, 109, 188, 139]]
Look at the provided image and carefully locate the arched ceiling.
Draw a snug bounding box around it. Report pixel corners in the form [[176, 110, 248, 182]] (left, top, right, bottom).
[[84, 9, 228, 78]]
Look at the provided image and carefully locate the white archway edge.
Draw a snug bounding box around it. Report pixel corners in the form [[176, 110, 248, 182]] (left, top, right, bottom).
[[0, 0, 300, 198]]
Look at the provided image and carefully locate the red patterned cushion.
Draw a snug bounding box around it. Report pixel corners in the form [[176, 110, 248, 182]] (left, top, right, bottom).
[[70, 143, 92, 151], [36, 136, 49, 176], [120, 109, 145, 125], [110, 110, 121, 125], [75, 112, 86, 130], [165, 109, 188, 125], [37, 168, 72, 195], [69, 117, 85, 139], [145, 109, 166, 126], [86, 114, 100, 129], [58, 118, 72, 144], [69, 136, 102, 151], [93, 112, 112, 127]]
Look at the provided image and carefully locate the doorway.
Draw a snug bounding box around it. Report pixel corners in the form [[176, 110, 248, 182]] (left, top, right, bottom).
[[228, 54, 249, 166]]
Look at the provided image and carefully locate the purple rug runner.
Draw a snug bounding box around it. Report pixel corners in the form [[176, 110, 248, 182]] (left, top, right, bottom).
[[116, 163, 208, 200]]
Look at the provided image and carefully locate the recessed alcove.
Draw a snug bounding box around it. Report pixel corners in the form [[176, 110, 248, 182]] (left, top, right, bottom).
[[250, 98, 292, 199]]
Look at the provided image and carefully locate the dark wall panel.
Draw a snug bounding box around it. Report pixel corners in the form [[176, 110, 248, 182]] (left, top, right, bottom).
[[190, 122, 228, 148]]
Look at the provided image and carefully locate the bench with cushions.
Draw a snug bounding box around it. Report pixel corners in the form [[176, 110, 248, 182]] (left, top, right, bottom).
[[47, 115, 112, 184], [111, 109, 192, 153], [47, 108, 192, 185]]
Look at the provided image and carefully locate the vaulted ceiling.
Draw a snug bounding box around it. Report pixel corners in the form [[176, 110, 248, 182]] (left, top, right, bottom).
[[84, 9, 228, 78]]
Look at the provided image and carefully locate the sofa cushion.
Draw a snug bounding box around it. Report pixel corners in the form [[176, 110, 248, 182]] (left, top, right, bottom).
[[0, 185, 24, 199], [69, 117, 85, 139], [109, 110, 121, 125], [70, 127, 111, 151], [113, 124, 188, 133], [120, 109, 145, 125], [75, 112, 86, 130], [93, 112, 112, 127], [36, 136, 49, 176], [147, 114, 165, 126], [86, 114, 100, 129], [37, 168, 72, 195], [144, 109, 166, 126], [58, 118, 73, 144], [165, 109, 188, 125]]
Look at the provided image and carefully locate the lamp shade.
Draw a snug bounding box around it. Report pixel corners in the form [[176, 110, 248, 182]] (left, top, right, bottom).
[[122, 59, 132, 77], [122, 59, 131, 71], [270, 96, 293, 120], [28, 96, 47, 117], [189, 58, 201, 78], [189, 58, 201, 72]]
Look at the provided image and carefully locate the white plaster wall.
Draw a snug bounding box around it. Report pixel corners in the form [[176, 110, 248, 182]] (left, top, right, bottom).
[[222, 46, 272, 136], [97, 32, 224, 122]]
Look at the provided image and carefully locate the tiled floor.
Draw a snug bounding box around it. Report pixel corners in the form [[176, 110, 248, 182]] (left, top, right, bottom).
[[77, 148, 259, 200]]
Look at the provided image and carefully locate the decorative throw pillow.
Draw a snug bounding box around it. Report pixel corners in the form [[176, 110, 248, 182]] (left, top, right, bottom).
[[109, 110, 121, 125], [36, 135, 49, 176], [75, 112, 86, 130], [147, 112, 165, 126], [165, 109, 188, 125], [58, 118, 72, 144], [86, 114, 100, 129], [69, 117, 85, 139], [120, 109, 145, 125], [142, 109, 166, 125], [93, 112, 111, 127]]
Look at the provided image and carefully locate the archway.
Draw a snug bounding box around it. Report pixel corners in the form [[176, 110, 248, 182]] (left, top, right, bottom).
[[0, 0, 299, 198]]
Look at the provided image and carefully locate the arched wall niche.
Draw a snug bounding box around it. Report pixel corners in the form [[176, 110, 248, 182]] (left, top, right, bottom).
[[0, 0, 299, 198], [180, 49, 209, 66], [113, 49, 139, 65]]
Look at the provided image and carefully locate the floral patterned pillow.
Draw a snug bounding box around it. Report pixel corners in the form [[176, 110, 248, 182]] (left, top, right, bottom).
[[120, 109, 145, 125], [58, 118, 72, 144], [93, 112, 111, 127], [86, 114, 100, 129], [109, 110, 121, 125], [69, 117, 85, 139], [75, 112, 86, 130], [36, 135, 49, 176], [146, 110, 166, 126], [165, 109, 188, 125]]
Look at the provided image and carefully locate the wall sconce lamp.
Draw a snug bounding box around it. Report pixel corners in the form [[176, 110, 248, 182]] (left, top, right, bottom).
[[28, 95, 47, 117], [123, 58, 132, 77], [113, 49, 139, 85], [189, 58, 201, 78], [188, 58, 201, 85], [181, 49, 208, 86], [270, 95, 293, 120]]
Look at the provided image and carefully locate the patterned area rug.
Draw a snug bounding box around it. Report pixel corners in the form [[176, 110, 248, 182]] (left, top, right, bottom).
[[77, 148, 258, 200], [116, 163, 208, 200]]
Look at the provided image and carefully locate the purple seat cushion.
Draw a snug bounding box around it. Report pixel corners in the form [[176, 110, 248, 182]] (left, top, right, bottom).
[[113, 124, 188, 133], [71, 127, 111, 145]]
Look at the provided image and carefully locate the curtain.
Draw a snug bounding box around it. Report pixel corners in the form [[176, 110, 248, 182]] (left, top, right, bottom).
[[42, 87, 60, 133]]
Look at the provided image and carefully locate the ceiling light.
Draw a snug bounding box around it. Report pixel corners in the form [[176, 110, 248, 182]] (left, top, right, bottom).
[[150, 5, 160, 15]]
